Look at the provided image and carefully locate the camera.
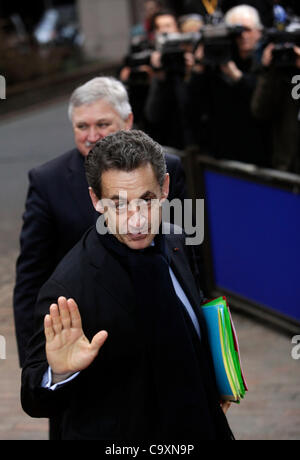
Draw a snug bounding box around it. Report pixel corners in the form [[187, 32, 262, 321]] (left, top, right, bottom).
[[200, 24, 246, 66], [126, 36, 153, 69], [265, 22, 300, 68], [125, 36, 153, 84], [155, 32, 201, 75]]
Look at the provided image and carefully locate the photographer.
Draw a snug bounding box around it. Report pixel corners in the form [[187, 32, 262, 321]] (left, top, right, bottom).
[[251, 39, 300, 173], [119, 34, 154, 130], [118, 1, 165, 130], [144, 10, 195, 149], [187, 4, 271, 166]]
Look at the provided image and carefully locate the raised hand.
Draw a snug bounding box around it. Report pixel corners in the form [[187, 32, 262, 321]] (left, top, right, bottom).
[[44, 297, 108, 380], [295, 46, 300, 69], [220, 61, 243, 82], [261, 43, 275, 68]]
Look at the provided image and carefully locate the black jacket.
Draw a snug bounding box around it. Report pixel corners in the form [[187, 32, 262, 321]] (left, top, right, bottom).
[[14, 148, 187, 366], [21, 226, 232, 440]]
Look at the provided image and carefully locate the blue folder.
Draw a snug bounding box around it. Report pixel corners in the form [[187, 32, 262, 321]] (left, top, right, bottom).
[[202, 297, 248, 402]]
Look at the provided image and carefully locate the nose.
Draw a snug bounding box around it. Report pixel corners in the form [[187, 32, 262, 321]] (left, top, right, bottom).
[[128, 211, 147, 234], [87, 126, 102, 143]]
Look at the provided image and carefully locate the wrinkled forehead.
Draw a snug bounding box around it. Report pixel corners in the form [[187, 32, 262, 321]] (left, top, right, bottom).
[[71, 99, 123, 123], [101, 164, 161, 200]]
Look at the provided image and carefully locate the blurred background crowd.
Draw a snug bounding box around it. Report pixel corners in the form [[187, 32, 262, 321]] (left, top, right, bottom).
[[118, 0, 300, 174], [1, 0, 300, 173]]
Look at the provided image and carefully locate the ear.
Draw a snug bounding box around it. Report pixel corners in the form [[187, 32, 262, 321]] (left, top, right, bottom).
[[89, 187, 104, 213], [124, 112, 134, 130], [160, 173, 170, 203]]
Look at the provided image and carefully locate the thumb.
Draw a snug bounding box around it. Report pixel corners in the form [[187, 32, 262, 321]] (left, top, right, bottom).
[[221, 400, 231, 414], [294, 46, 300, 57], [90, 330, 108, 354]]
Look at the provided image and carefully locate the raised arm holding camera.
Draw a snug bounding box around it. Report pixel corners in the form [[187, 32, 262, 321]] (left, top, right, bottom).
[[251, 22, 300, 173], [144, 10, 196, 149], [187, 5, 271, 166]]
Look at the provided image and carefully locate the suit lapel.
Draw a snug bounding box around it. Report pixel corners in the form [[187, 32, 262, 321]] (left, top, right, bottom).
[[66, 149, 98, 225], [165, 234, 207, 333], [165, 236, 200, 310]]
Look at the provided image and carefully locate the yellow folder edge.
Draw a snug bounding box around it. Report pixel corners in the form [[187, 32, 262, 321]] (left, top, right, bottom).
[[220, 307, 242, 400], [218, 309, 239, 401]]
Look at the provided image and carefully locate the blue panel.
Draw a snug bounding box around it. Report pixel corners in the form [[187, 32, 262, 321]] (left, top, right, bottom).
[[204, 170, 300, 322]]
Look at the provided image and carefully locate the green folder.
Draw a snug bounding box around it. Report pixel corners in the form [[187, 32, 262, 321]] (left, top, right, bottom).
[[202, 296, 248, 403]]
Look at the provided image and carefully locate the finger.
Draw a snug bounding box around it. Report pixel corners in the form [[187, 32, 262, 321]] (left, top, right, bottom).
[[90, 330, 108, 354], [49, 303, 62, 334], [67, 298, 82, 329], [44, 314, 55, 342], [57, 296, 71, 330], [294, 46, 300, 57]]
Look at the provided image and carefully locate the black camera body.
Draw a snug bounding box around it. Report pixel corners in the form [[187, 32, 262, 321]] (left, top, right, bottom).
[[201, 24, 245, 66], [155, 32, 201, 75], [126, 36, 153, 69], [272, 43, 298, 68], [125, 36, 153, 84], [265, 24, 300, 68]]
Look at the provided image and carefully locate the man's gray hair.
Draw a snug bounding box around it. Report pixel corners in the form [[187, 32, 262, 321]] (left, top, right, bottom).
[[85, 130, 167, 199], [68, 76, 132, 121], [224, 4, 263, 30]]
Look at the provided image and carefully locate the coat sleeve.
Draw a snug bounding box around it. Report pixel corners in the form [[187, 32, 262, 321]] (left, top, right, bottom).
[[251, 69, 281, 121], [13, 168, 58, 367], [21, 278, 78, 419], [144, 76, 171, 124]]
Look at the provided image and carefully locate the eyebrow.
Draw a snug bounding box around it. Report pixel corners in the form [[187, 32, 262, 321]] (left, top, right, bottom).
[[109, 191, 158, 201], [75, 117, 112, 125]]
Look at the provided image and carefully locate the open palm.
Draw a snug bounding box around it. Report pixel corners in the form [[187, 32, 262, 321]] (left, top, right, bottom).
[[44, 297, 108, 377]]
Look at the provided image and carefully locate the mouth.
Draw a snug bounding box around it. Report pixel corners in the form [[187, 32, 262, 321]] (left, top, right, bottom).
[[127, 233, 148, 241], [85, 141, 96, 148]]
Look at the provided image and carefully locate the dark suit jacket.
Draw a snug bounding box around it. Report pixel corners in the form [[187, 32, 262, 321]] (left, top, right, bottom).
[[21, 226, 228, 440], [14, 148, 187, 366]]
